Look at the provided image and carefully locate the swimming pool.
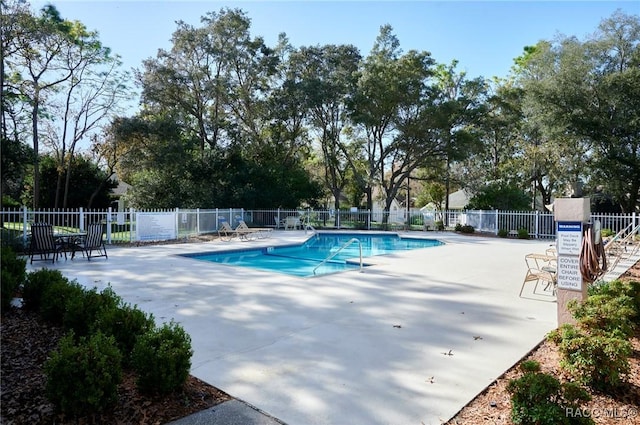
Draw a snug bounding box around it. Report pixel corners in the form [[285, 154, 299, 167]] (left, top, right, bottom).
[[182, 232, 443, 277]]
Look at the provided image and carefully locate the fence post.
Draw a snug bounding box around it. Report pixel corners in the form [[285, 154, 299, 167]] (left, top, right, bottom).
[[535, 210, 540, 239], [337, 209, 341, 229], [130, 208, 135, 242], [22, 206, 28, 246], [106, 207, 112, 243], [175, 207, 180, 239], [196, 208, 200, 235], [79, 207, 85, 231], [494, 210, 499, 235]]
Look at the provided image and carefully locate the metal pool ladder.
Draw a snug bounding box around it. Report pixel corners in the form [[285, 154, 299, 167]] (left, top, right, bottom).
[[313, 238, 363, 275]]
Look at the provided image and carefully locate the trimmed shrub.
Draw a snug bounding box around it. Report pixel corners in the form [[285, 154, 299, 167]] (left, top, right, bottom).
[[460, 224, 475, 234], [435, 220, 445, 231], [454, 223, 462, 232], [497, 229, 509, 238], [507, 360, 593, 425], [0, 227, 27, 252], [22, 268, 67, 312], [588, 280, 640, 319], [517, 228, 530, 239], [568, 293, 636, 338], [1, 246, 26, 312], [63, 286, 122, 338], [132, 321, 193, 395], [40, 278, 84, 325], [548, 324, 632, 391], [45, 332, 122, 416], [94, 302, 155, 366]]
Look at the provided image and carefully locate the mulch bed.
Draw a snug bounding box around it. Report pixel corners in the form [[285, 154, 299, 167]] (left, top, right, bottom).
[[0, 307, 231, 425]]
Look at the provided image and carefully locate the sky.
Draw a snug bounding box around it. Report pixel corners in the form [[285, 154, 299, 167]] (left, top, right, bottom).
[[29, 0, 639, 105]]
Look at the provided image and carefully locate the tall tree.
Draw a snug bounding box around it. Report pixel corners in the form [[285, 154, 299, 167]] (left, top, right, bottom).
[[4, 4, 80, 207], [289, 44, 362, 210], [351, 25, 442, 220], [3, 3, 129, 208], [461, 79, 524, 192], [430, 60, 486, 213], [516, 11, 640, 211], [138, 8, 279, 154], [50, 23, 130, 207]]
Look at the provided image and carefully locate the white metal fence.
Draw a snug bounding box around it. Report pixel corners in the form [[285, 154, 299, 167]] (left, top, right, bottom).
[[1, 206, 638, 249]]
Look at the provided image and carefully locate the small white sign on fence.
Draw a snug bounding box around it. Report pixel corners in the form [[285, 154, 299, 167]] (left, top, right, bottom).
[[136, 212, 176, 241]]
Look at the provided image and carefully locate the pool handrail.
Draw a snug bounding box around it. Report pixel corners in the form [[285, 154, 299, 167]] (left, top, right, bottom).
[[313, 237, 363, 275]]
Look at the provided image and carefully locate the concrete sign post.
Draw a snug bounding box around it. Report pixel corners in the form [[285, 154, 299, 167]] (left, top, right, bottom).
[[553, 199, 590, 326]]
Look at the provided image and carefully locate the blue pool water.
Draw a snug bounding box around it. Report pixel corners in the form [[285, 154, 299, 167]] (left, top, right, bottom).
[[182, 233, 443, 278]]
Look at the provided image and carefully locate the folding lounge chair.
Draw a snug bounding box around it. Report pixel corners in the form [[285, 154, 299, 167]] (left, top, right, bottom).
[[218, 221, 236, 241], [29, 222, 66, 264], [73, 222, 108, 261], [519, 253, 556, 298], [237, 220, 272, 240], [605, 223, 640, 269]]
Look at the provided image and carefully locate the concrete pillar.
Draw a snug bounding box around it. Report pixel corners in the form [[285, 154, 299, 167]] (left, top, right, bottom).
[[553, 198, 590, 326]]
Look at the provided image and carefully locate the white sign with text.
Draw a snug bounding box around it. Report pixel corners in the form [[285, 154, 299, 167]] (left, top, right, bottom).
[[136, 212, 176, 241], [556, 255, 582, 291], [557, 222, 582, 256]]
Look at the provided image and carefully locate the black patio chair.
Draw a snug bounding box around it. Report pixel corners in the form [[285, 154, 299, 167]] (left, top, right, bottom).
[[73, 222, 108, 261], [29, 223, 66, 264]]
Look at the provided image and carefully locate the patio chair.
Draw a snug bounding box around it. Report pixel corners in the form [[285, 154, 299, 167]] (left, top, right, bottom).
[[217, 221, 236, 241], [237, 220, 272, 239], [73, 222, 108, 261], [274, 216, 286, 229], [29, 222, 66, 264], [284, 216, 301, 230], [519, 252, 556, 298]]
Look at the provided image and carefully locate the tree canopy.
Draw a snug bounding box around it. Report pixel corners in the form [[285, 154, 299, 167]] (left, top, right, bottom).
[[3, 3, 639, 212]]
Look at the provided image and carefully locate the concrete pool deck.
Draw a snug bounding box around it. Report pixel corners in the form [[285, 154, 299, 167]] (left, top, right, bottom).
[[26, 231, 634, 425]]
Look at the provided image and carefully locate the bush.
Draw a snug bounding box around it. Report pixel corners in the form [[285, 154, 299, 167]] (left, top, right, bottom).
[[460, 224, 475, 234], [588, 280, 640, 320], [600, 228, 614, 237], [435, 220, 445, 231], [40, 277, 84, 325], [454, 223, 462, 232], [45, 332, 122, 416], [63, 286, 122, 338], [132, 321, 193, 394], [507, 360, 593, 425], [568, 293, 636, 338], [0, 227, 27, 252], [548, 324, 632, 391], [497, 228, 509, 238], [1, 247, 26, 312], [22, 268, 67, 312], [517, 228, 529, 239], [94, 302, 155, 366]]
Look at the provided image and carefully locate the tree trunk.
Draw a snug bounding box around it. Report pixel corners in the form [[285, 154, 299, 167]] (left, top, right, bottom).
[[31, 88, 40, 209]]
